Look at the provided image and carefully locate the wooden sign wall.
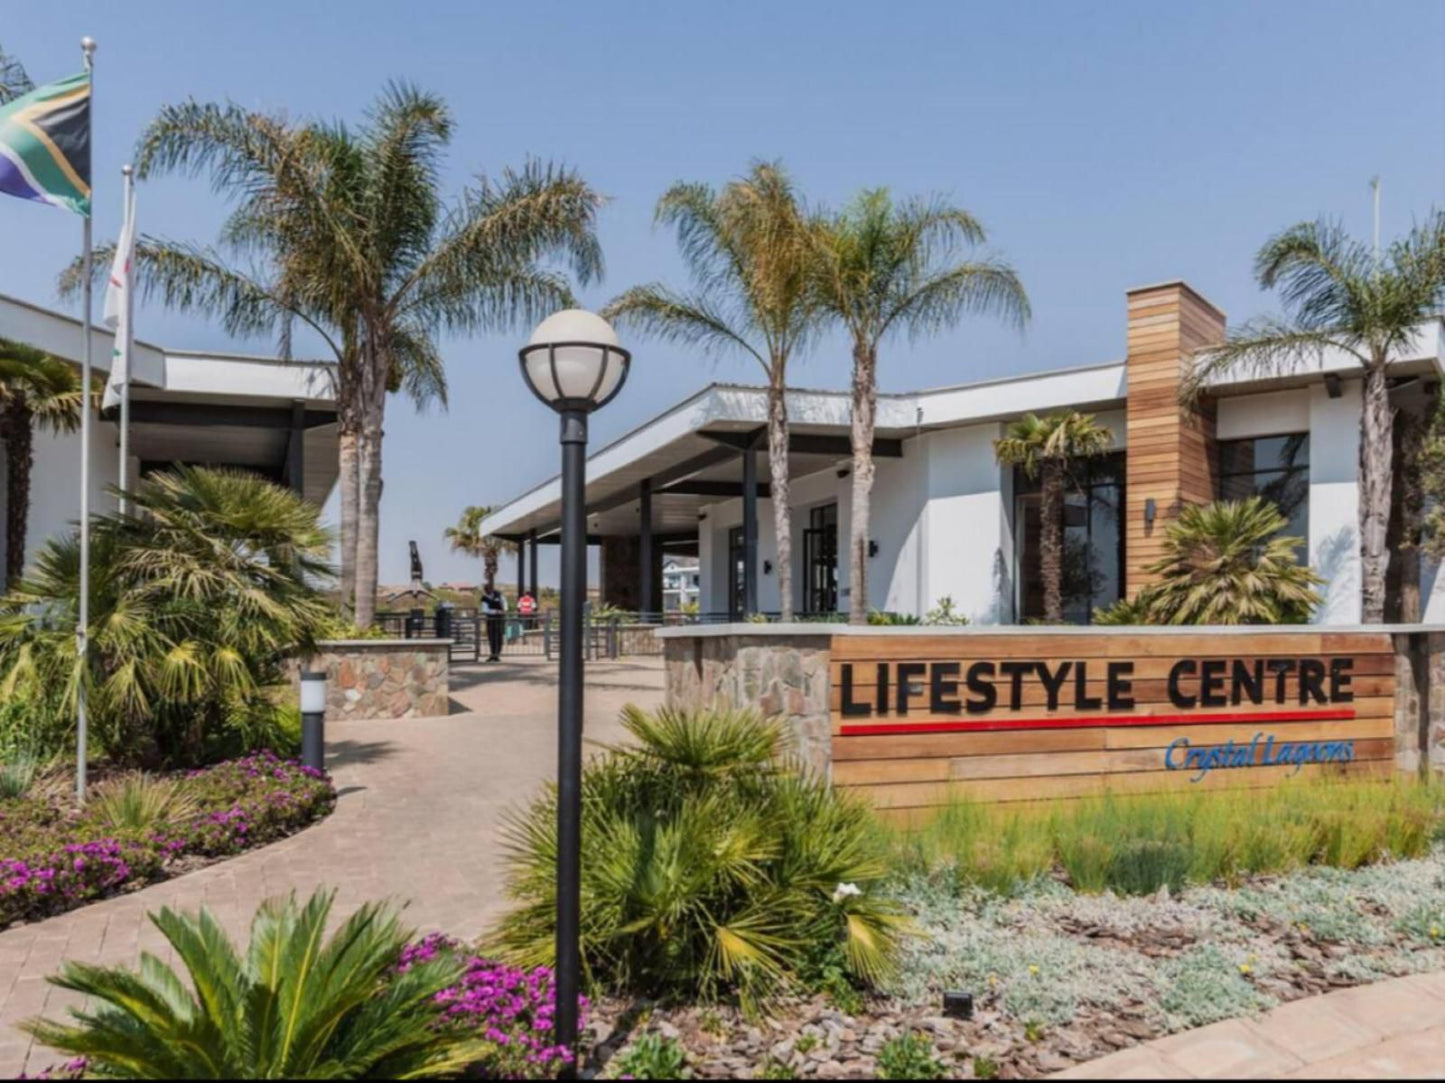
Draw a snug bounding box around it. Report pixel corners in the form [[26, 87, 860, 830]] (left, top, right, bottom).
[[829, 632, 1396, 816]]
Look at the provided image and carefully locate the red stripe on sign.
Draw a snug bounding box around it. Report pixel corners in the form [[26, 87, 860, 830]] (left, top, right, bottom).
[[838, 708, 1357, 737]]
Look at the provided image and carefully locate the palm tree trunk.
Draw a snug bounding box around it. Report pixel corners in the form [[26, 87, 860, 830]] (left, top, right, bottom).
[[766, 362, 794, 622], [354, 403, 385, 630], [1359, 359, 1394, 623], [2, 395, 32, 586], [1041, 460, 1064, 623], [337, 423, 360, 618], [848, 340, 877, 625]]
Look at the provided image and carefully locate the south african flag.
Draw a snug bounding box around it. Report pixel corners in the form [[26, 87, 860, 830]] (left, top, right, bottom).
[[0, 70, 90, 216]]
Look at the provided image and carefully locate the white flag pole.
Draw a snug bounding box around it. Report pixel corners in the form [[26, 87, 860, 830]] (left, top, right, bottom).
[[76, 35, 96, 804], [118, 164, 133, 511]]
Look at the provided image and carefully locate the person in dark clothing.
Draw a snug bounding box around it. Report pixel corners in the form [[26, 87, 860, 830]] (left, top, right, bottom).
[[480, 585, 507, 661]]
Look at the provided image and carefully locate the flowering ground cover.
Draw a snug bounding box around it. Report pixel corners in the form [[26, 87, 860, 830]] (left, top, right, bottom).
[[0, 751, 335, 928]]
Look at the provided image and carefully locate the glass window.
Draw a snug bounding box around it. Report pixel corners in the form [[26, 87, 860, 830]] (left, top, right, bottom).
[[727, 527, 746, 619], [1014, 452, 1126, 623], [802, 503, 839, 615], [1218, 433, 1309, 553]]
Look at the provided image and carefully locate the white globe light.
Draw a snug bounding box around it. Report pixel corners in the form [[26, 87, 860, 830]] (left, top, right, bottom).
[[519, 309, 630, 411]]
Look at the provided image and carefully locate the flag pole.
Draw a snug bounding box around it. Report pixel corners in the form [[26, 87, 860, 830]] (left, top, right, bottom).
[[76, 35, 96, 804], [118, 164, 132, 512]]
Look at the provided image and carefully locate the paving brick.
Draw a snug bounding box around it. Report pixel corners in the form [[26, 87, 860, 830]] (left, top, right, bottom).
[[1149, 1018, 1305, 1079]]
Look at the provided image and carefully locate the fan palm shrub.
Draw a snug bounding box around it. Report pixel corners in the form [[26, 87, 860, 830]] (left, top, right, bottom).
[[605, 162, 815, 620], [808, 190, 1028, 624], [65, 83, 602, 627], [25, 888, 489, 1079], [0, 467, 333, 765], [489, 705, 907, 1012], [0, 338, 85, 585], [1096, 496, 1323, 625], [1183, 213, 1445, 622], [994, 411, 1113, 622]]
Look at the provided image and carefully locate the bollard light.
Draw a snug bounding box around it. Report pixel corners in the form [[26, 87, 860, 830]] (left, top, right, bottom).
[[299, 670, 327, 774], [518, 309, 630, 1078]]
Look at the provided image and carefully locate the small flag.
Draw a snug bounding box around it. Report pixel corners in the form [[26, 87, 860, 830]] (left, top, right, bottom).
[[0, 70, 90, 216], [102, 180, 135, 411]]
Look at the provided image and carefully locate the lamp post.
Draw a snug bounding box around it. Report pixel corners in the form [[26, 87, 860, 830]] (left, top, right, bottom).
[[299, 671, 327, 774], [518, 310, 630, 1075]]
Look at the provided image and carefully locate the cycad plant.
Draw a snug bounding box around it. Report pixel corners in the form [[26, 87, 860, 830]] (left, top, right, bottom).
[[0, 338, 85, 585], [809, 190, 1028, 624], [26, 889, 489, 1079], [0, 467, 334, 764], [489, 705, 907, 1012], [444, 504, 516, 591], [1099, 496, 1323, 625], [66, 83, 602, 627], [993, 411, 1113, 622], [606, 163, 814, 620], [1183, 213, 1445, 622]]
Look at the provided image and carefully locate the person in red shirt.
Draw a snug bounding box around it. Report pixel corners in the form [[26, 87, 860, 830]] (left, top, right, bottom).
[[518, 591, 537, 619]]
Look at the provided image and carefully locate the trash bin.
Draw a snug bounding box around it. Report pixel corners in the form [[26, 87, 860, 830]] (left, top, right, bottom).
[[434, 602, 454, 641]]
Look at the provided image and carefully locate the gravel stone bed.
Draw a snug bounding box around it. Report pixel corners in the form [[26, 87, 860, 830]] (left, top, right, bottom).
[[583, 846, 1445, 1079]]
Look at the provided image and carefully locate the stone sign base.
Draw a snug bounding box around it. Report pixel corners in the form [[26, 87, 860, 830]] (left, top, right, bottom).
[[300, 638, 450, 720]]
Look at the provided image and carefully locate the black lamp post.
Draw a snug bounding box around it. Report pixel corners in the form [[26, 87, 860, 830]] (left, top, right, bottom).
[[518, 309, 630, 1076]]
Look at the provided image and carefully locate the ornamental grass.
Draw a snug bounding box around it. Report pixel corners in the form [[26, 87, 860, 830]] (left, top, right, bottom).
[[890, 778, 1445, 897]]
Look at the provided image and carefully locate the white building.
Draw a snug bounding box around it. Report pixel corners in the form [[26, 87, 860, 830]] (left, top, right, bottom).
[[662, 556, 700, 612], [480, 282, 1445, 626], [1, 293, 338, 572]]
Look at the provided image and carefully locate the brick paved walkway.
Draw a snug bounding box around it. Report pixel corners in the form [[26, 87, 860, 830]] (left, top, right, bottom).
[[1054, 969, 1445, 1079], [0, 655, 666, 1078]]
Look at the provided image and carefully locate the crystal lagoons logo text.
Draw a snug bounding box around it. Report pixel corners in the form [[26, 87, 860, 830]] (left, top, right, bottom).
[[1164, 732, 1355, 782]]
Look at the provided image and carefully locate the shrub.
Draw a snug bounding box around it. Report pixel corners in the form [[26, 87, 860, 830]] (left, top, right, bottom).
[[867, 610, 921, 625], [1093, 497, 1322, 625], [491, 706, 908, 1010], [924, 595, 970, 626], [876, 1031, 945, 1079], [609, 1034, 688, 1080], [0, 467, 334, 767], [26, 889, 488, 1078]]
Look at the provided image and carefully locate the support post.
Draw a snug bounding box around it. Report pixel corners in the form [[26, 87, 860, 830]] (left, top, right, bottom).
[[639, 477, 653, 619], [528, 529, 539, 599], [288, 400, 305, 494], [555, 407, 588, 1076], [742, 438, 759, 616]]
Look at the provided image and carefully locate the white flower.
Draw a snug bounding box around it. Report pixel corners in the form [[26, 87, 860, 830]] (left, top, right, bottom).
[[832, 882, 862, 903]]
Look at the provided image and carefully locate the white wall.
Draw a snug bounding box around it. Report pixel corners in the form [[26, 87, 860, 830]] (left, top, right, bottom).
[[25, 418, 121, 571], [1306, 384, 1362, 624], [919, 423, 1012, 624]]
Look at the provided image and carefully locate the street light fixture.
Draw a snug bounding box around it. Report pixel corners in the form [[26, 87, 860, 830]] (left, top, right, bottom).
[[518, 309, 630, 1076]]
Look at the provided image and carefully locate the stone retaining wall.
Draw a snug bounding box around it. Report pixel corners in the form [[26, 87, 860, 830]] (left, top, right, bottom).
[[663, 631, 832, 774], [300, 639, 450, 721]]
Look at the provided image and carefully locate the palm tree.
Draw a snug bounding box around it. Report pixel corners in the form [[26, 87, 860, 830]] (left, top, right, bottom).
[[1183, 213, 1445, 623], [994, 411, 1113, 623], [1097, 497, 1323, 625], [605, 162, 814, 620], [64, 84, 603, 629], [0, 338, 84, 585], [0, 44, 31, 104], [26, 889, 488, 1078], [445, 504, 516, 590], [809, 190, 1029, 624]]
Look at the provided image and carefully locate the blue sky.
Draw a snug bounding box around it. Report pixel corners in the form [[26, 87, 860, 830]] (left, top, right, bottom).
[[3, 1, 1443, 586]]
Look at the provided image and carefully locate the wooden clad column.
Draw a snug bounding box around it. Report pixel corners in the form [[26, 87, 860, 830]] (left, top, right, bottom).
[[1124, 282, 1226, 596]]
